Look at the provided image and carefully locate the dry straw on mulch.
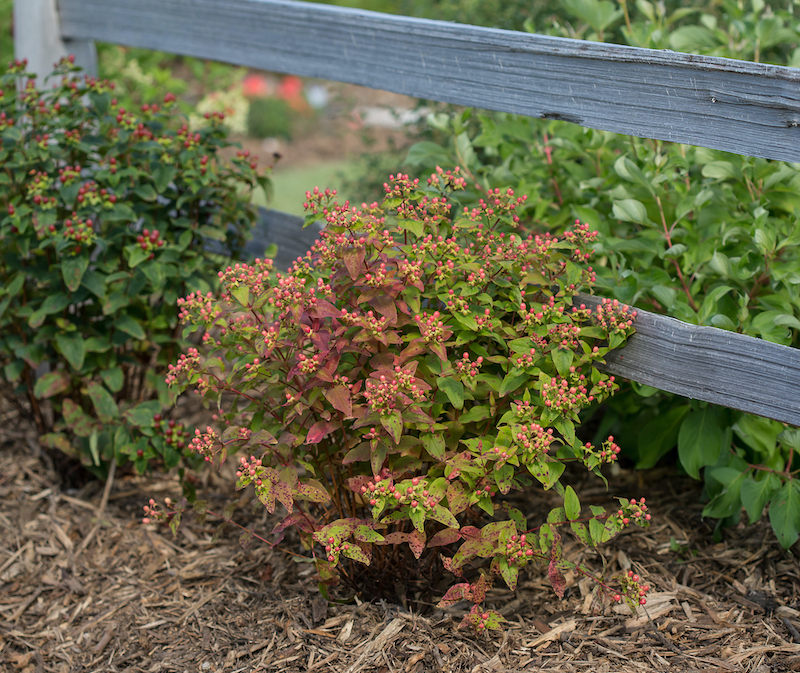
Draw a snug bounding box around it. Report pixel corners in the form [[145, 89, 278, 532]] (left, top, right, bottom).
[[2, 412, 800, 673]]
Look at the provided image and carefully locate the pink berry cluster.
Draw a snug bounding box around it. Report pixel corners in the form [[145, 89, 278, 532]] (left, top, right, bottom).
[[426, 165, 467, 191], [454, 352, 484, 384], [613, 570, 651, 606], [502, 533, 535, 568], [364, 366, 428, 415], [189, 426, 221, 461], [26, 171, 57, 210], [236, 454, 266, 483], [512, 422, 555, 459], [541, 372, 594, 413], [593, 298, 637, 336], [611, 497, 651, 528], [218, 258, 276, 302], [461, 187, 527, 225], [141, 496, 175, 525], [581, 435, 622, 464], [61, 214, 96, 253], [414, 311, 450, 345], [562, 220, 599, 262], [177, 292, 220, 324], [165, 347, 201, 386]]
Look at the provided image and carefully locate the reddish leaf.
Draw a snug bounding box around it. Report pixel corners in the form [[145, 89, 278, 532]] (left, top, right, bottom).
[[369, 294, 397, 324], [343, 246, 366, 280], [271, 511, 307, 542], [33, 370, 71, 400], [323, 385, 352, 417], [428, 528, 461, 547], [347, 475, 372, 493], [429, 341, 448, 362], [548, 558, 567, 598], [383, 531, 409, 545], [312, 298, 342, 319], [437, 582, 471, 607], [295, 480, 331, 503], [306, 420, 339, 445], [62, 398, 96, 438], [459, 526, 481, 541], [408, 529, 426, 559]]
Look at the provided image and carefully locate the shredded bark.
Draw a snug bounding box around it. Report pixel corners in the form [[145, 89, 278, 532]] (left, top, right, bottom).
[[2, 410, 800, 673]]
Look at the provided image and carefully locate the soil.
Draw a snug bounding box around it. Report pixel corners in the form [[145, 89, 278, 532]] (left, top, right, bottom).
[[2, 408, 800, 673]]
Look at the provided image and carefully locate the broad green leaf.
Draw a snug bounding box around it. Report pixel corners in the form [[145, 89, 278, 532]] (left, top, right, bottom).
[[678, 406, 727, 479], [551, 348, 573, 377], [33, 370, 71, 399], [231, 284, 250, 307], [636, 405, 690, 469], [438, 377, 464, 409], [114, 314, 146, 340], [612, 199, 649, 224], [123, 400, 161, 427], [422, 433, 446, 459], [380, 409, 403, 444], [769, 482, 800, 549], [62, 255, 89, 293], [55, 333, 86, 371], [101, 366, 125, 393], [498, 371, 527, 398], [564, 485, 580, 520], [86, 381, 119, 422], [741, 473, 781, 524]]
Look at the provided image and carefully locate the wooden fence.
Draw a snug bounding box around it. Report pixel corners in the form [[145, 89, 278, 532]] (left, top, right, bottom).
[[16, 0, 800, 425]]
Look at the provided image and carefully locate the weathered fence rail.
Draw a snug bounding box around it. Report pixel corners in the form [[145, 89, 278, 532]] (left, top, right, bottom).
[[17, 0, 800, 425], [56, 0, 800, 162]]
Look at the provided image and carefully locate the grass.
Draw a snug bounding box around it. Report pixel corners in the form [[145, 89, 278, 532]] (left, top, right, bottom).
[[256, 160, 361, 216]]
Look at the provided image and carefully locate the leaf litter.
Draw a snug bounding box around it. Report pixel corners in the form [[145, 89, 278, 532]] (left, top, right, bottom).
[[1, 406, 800, 672]]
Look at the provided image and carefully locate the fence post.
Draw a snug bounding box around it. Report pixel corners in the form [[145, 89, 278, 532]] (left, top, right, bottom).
[[14, 0, 96, 81]]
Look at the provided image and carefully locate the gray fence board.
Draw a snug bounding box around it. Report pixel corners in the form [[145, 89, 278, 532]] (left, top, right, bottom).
[[578, 294, 800, 426], [59, 0, 800, 162]]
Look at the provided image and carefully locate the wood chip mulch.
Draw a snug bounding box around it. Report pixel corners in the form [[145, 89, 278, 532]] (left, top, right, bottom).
[[2, 419, 800, 673]]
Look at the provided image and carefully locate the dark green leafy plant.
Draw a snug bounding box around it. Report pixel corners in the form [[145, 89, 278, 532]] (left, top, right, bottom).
[[0, 57, 269, 475], [153, 169, 652, 628]]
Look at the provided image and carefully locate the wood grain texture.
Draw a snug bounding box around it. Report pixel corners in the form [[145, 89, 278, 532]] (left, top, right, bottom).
[[578, 294, 800, 426], [59, 0, 800, 162]]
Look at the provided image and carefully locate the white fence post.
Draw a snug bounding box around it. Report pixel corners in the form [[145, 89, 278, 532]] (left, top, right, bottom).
[[14, 0, 96, 82]]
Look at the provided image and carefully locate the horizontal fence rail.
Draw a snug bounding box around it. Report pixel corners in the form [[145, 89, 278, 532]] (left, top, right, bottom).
[[579, 294, 800, 427], [251, 211, 800, 427], [59, 0, 800, 162]]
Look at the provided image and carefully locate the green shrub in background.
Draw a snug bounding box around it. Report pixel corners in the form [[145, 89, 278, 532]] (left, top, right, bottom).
[[342, 0, 800, 546], [0, 58, 269, 476], [247, 97, 294, 139]]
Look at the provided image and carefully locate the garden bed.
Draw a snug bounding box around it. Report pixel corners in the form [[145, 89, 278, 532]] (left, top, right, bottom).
[[2, 412, 800, 672]]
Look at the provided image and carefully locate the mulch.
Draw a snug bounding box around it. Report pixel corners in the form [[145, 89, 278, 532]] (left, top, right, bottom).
[[2, 413, 800, 673]]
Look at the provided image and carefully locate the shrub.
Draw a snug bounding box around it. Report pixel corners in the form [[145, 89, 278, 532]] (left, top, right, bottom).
[[158, 169, 652, 626], [0, 57, 268, 475]]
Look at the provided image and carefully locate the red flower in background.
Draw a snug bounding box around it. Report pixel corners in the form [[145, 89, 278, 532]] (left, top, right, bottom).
[[242, 73, 270, 99]]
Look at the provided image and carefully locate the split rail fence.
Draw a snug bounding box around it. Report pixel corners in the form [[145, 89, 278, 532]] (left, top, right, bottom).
[[16, 0, 800, 426]]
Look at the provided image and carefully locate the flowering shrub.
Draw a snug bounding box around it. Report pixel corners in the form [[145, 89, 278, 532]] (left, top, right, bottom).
[[0, 58, 268, 474], [161, 168, 650, 628]]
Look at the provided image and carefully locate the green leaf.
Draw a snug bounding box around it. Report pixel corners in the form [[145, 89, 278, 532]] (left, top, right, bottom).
[[55, 333, 86, 371], [612, 199, 649, 224], [741, 474, 781, 524], [33, 370, 71, 399], [677, 406, 727, 480], [29, 293, 70, 328], [498, 371, 527, 398], [123, 400, 162, 427], [134, 184, 158, 201], [62, 398, 96, 437], [380, 410, 403, 444], [636, 405, 690, 469], [458, 405, 490, 424], [114, 314, 146, 340], [551, 348, 573, 377], [422, 434, 446, 460], [61, 255, 89, 293], [769, 482, 800, 549], [564, 485, 580, 520], [231, 284, 250, 307], [438, 377, 464, 409], [86, 381, 119, 422], [153, 164, 178, 193]]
